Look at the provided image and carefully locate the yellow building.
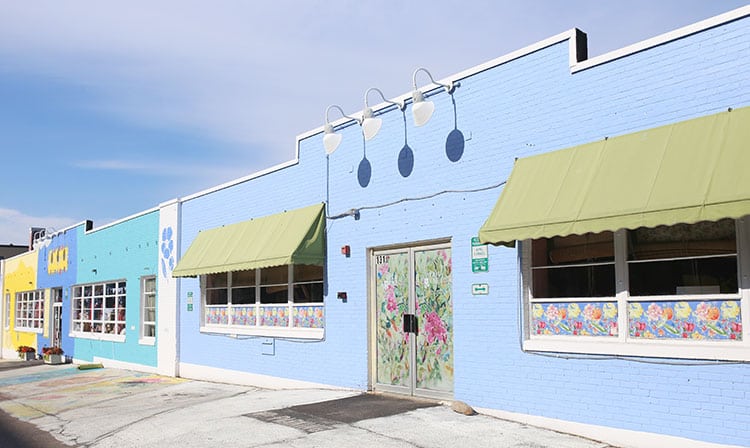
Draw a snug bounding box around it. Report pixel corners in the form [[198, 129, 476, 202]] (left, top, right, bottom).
[[2, 251, 41, 359]]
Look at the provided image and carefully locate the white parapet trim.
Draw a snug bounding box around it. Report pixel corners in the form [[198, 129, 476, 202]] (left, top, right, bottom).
[[476, 406, 747, 448], [85, 207, 159, 234], [179, 158, 300, 202], [573, 4, 750, 72], [179, 362, 351, 391]]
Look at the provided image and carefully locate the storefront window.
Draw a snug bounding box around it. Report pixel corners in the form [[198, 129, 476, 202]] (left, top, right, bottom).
[[524, 219, 747, 360], [71, 281, 127, 340], [201, 264, 324, 338], [15, 290, 45, 332]]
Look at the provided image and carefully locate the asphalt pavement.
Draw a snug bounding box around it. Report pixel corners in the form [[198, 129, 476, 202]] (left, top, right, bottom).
[[0, 359, 615, 448]]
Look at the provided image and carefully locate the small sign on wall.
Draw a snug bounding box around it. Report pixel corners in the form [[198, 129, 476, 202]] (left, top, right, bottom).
[[187, 291, 194, 312], [471, 237, 489, 272], [472, 283, 489, 295]]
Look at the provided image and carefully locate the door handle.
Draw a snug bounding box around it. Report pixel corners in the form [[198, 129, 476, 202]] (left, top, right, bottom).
[[403, 314, 418, 334]]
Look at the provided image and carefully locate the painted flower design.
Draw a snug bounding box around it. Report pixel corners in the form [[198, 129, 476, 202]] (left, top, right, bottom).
[[533, 301, 617, 337], [161, 226, 175, 277], [630, 300, 742, 341], [567, 303, 581, 318], [721, 301, 740, 319], [385, 284, 397, 312], [377, 262, 389, 278], [532, 304, 544, 318], [694, 302, 710, 321], [292, 306, 324, 328], [603, 303, 617, 319], [629, 303, 644, 319], [544, 304, 559, 322], [423, 311, 447, 344], [583, 304, 602, 320], [646, 303, 663, 321], [662, 307, 673, 320], [609, 321, 618, 336], [674, 302, 691, 319]]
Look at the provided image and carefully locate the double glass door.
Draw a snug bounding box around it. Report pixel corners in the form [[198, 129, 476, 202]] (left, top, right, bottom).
[[371, 243, 453, 399]]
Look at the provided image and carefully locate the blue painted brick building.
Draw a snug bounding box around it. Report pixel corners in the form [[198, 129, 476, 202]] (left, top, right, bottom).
[[35, 222, 86, 357], [168, 8, 750, 448], [74, 210, 160, 369]]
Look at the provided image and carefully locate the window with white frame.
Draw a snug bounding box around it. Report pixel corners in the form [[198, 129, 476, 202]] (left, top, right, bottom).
[[71, 281, 126, 339], [15, 289, 45, 332], [202, 264, 324, 338], [523, 218, 748, 361], [141, 276, 156, 341]]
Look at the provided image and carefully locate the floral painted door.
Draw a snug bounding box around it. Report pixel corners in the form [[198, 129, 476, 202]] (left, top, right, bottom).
[[372, 244, 453, 398]]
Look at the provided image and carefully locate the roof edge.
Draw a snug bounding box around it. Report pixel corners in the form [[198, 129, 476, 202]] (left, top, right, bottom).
[[573, 5, 750, 72]]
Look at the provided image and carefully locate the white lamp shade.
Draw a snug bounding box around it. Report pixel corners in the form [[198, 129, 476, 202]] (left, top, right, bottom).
[[412, 100, 435, 127], [324, 132, 343, 155], [362, 117, 383, 141]]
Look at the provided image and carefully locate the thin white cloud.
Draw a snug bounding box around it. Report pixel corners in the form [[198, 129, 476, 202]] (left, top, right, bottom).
[[71, 158, 263, 188], [2, 1, 744, 165], [73, 160, 152, 172], [1, 1, 747, 245], [0, 208, 79, 246]]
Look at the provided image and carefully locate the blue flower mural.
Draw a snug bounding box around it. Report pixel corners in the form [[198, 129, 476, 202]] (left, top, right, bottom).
[[161, 226, 175, 278]]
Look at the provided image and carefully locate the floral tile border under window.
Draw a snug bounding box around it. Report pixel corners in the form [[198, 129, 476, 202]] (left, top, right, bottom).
[[532, 302, 618, 337], [205, 306, 229, 325], [629, 300, 742, 340], [260, 306, 289, 327], [231, 306, 256, 326], [292, 306, 324, 328]]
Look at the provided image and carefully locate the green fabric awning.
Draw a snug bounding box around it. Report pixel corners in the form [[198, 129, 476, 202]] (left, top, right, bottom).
[[172, 203, 326, 277], [479, 107, 750, 246]]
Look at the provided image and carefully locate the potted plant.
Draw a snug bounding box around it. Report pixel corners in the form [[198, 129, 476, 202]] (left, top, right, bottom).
[[16, 345, 36, 361], [42, 346, 65, 365]]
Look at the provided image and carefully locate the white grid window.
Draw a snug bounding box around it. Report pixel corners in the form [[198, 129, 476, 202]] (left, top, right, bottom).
[[141, 276, 156, 340], [15, 290, 45, 332], [72, 281, 126, 339]]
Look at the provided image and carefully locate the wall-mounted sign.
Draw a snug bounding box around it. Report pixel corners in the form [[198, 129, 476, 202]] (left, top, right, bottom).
[[187, 291, 194, 311], [471, 237, 488, 272], [472, 283, 489, 295], [47, 246, 69, 274]]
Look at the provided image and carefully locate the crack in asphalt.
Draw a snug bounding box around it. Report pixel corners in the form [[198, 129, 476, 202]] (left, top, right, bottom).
[[78, 389, 253, 447], [0, 397, 80, 446], [350, 419, 433, 448]]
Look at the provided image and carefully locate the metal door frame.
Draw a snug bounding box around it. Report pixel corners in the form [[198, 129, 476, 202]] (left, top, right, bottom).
[[368, 240, 453, 399], [50, 287, 63, 347]]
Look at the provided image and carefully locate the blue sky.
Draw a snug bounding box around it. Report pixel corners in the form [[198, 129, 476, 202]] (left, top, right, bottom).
[[1, 1, 747, 244]]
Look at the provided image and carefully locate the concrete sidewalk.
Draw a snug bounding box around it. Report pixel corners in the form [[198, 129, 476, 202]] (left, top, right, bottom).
[[0, 362, 615, 448]]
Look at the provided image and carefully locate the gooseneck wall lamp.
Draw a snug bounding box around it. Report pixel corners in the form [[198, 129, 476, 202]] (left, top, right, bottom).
[[323, 105, 361, 155], [362, 88, 405, 141], [411, 67, 455, 127]]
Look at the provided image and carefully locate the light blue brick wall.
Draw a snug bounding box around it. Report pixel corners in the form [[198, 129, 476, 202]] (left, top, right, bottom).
[[177, 150, 361, 385], [322, 16, 750, 446], [75, 212, 159, 367], [176, 15, 750, 446], [36, 223, 83, 358]]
